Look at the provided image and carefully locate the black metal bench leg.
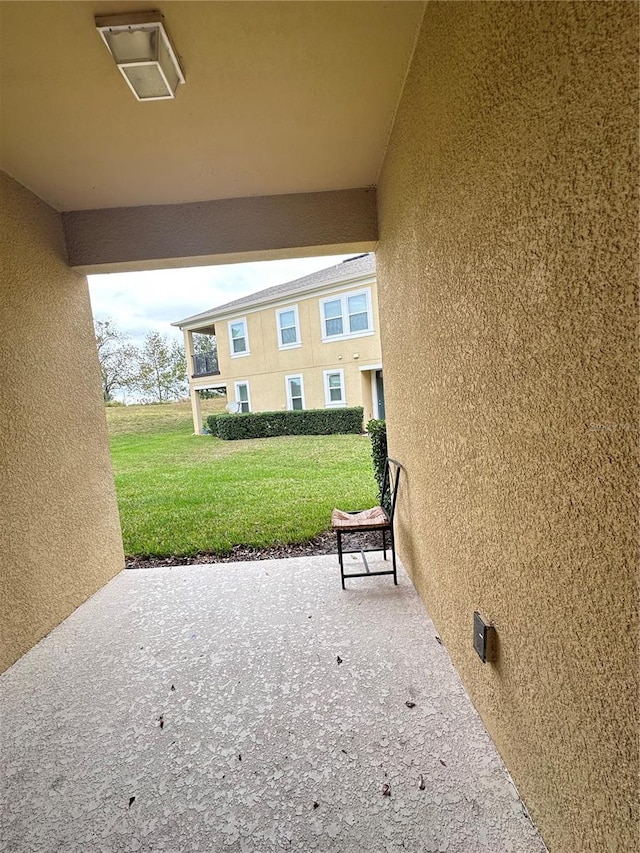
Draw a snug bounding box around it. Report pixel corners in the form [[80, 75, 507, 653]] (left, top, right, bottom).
[[391, 529, 398, 585], [337, 530, 345, 589], [382, 527, 387, 561]]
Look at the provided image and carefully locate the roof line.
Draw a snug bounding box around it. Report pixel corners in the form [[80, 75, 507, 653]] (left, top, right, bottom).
[[173, 253, 375, 328]]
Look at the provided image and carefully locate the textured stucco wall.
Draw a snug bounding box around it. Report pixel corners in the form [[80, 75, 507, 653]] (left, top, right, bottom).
[[376, 3, 638, 852], [0, 171, 125, 672]]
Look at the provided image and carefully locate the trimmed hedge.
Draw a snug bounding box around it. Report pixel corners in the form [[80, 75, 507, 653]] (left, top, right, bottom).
[[367, 418, 387, 504], [206, 407, 364, 441]]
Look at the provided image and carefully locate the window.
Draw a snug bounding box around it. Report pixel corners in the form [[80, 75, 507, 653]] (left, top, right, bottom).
[[234, 381, 251, 413], [276, 306, 301, 349], [323, 369, 345, 407], [347, 292, 369, 332], [320, 289, 373, 341], [323, 299, 343, 337], [228, 317, 249, 357], [285, 374, 305, 411]]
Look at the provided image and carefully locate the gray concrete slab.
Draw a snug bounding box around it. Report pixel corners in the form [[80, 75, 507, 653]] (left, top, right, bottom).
[[1, 554, 546, 853]]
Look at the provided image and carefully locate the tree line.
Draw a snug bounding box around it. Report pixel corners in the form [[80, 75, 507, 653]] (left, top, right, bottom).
[[95, 319, 215, 404]]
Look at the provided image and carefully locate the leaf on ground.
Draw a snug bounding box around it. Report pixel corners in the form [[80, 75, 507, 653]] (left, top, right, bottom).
[[405, 701, 416, 708], [238, 754, 242, 761], [336, 656, 343, 665], [158, 715, 164, 729], [170, 685, 175, 691], [439, 759, 447, 767], [128, 796, 136, 808], [313, 801, 319, 809], [419, 775, 426, 791], [382, 783, 391, 797], [435, 636, 442, 645]]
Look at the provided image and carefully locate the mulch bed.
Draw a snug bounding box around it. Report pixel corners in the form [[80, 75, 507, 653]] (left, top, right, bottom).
[[125, 530, 383, 569]]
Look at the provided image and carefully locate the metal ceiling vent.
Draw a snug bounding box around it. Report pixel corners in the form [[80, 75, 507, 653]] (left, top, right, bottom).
[[95, 11, 185, 101]]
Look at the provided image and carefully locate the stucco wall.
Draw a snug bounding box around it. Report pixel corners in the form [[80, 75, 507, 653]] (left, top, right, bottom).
[[223, 363, 377, 419], [376, 4, 638, 852], [0, 171, 124, 672]]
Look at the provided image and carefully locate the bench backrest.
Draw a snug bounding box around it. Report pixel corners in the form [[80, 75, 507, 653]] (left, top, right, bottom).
[[381, 458, 402, 521]]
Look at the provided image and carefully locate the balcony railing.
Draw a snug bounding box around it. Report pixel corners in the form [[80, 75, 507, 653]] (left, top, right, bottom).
[[192, 353, 220, 377]]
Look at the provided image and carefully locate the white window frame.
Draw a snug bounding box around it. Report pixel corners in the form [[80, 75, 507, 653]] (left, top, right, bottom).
[[319, 288, 374, 343], [323, 368, 346, 408], [228, 317, 250, 358], [285, 374, 305, 411], [234, 380, 251, 413], [275, 305, 301, 350]]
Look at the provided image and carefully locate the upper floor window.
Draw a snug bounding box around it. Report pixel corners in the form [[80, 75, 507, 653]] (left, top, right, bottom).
[[228, 318, 250, 357], [276, 306, 301, 349], [234, 380, 251, 413], [285, 374, 305, 410], [320, 289, 373, 341]]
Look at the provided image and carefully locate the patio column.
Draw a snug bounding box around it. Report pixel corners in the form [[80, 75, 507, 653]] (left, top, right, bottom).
[[183, 329, 202, 434]]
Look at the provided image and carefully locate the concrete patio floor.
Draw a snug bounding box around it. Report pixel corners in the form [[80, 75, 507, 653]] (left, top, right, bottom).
[[1, 554, 546, 853]]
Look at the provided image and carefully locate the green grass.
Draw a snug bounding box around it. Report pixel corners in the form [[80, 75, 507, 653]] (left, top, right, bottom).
[[107, 401, 377, 557]]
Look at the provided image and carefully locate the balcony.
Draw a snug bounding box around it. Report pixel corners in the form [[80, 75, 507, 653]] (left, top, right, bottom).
[[192, 353, 220, 377], [0, 554, 545, 852]]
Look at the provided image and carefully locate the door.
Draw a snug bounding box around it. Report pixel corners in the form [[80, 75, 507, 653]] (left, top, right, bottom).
[[375, 370, 385, 420]]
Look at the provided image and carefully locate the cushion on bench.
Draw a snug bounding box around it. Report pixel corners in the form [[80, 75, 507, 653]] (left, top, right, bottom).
[[331, 506, 389, 530]]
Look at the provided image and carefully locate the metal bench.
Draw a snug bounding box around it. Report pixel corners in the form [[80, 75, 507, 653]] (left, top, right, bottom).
[[331, 458, 401, 589]]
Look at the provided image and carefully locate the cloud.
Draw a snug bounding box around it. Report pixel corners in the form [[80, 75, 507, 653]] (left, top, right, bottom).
[[88, 255, 354, 346]]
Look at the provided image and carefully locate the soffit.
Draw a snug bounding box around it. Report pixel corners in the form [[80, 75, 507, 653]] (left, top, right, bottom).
[[0, 1, 424, 212]]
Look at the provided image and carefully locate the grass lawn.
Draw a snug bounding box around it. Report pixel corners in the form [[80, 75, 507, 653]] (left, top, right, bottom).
[[107, 400, 378, 557]]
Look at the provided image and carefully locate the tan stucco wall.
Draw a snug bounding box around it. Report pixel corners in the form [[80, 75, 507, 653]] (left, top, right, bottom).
[[0, 171, 124, 673], [376, 4, 638, 852], [190, 279, 382, 419], [223, 364, 377, 420]]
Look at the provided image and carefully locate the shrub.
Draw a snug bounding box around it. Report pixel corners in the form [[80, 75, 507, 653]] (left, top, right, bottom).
[[206, 407, 364, 440], [367, 418, 387, 503]]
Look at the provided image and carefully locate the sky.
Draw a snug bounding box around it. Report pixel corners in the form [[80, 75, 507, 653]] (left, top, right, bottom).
[[88, 254, 354, 348]]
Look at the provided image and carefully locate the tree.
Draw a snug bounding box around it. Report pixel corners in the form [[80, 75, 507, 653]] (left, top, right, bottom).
[[192, 331, 217, 358], [94, 318, 138, 402], [192, 331, 219, 375], [191, 332, 222, 399], [135, 331, 187, 403]]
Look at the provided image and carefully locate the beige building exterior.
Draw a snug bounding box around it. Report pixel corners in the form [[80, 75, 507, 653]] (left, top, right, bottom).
[[174, 254, 384, 433], [1, 4, 637, 852]]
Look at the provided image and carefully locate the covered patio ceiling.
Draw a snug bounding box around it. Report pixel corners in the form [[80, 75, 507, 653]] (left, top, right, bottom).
[[0, 1, 424, 212], [1, 554, 546, 852]]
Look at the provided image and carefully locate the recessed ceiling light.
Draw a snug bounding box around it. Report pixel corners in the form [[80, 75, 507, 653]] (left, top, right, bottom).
[[95, 11, 185, 101]]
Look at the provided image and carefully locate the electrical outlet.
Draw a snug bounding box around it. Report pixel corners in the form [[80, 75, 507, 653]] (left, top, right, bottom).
[[473, 611, 495, 663]]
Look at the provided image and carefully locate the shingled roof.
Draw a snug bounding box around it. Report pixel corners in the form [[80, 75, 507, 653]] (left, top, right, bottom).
[[173, 253, 375, 328]]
